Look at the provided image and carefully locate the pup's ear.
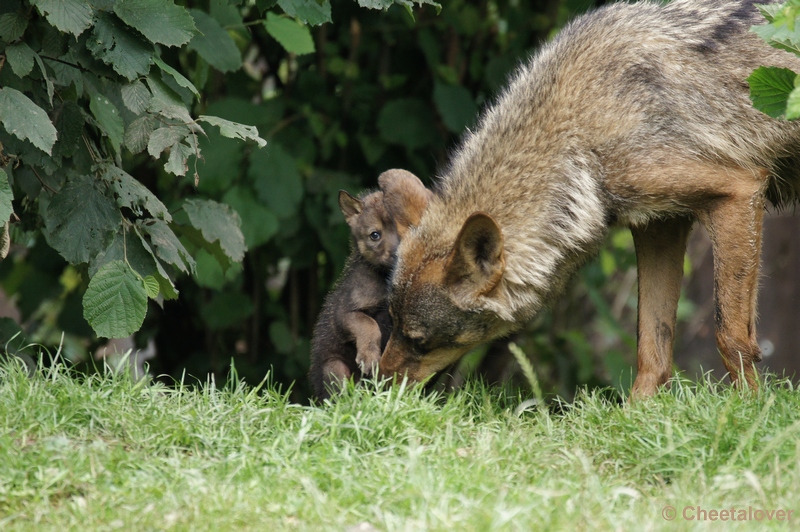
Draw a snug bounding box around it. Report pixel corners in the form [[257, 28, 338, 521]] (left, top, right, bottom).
[[445, 212, 505, 297], [378, 169, 433, 235], [338, 190, 362, 225]]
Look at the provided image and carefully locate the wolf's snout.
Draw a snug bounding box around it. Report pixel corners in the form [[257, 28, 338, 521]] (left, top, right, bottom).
[[378, 336, 417, 381]]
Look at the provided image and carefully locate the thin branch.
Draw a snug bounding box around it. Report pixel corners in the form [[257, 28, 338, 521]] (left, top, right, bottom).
[[31, 167, 58, 195], [265, 114, 302, 138], [39, 55, 93, 74]]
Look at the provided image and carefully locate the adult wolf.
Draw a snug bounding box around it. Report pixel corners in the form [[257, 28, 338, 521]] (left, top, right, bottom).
[[379, 0, 800, 398]]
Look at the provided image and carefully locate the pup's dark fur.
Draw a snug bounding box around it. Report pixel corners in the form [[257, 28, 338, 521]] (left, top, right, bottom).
[[308, 170, 430, 401], [379, 0, 800, 399]]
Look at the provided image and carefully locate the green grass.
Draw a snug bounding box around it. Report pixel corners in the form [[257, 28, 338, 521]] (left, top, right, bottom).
[[2, 355, 800, 531]]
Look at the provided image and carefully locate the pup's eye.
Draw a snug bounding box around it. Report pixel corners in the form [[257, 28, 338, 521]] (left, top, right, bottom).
[[369, 231, 381, 241]]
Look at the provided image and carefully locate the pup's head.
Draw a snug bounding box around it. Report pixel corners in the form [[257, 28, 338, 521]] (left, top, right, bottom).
[[339, 190, 398, 269], [379, 212, 509, 382], [338, 170, 431, 269]]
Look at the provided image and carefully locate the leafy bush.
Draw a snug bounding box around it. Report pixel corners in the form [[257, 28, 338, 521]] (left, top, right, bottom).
[[749, 0, 800, 118], [0, 0, 267, 340]]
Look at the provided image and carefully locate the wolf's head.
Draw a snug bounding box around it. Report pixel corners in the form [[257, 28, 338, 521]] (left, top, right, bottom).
[[379, 211, 512, 382]]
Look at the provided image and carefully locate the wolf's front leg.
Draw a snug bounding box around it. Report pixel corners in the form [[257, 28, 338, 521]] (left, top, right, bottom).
[[698, 184, 765, 392], [342, 311, 383, 376], [630, 216, 693, 399]]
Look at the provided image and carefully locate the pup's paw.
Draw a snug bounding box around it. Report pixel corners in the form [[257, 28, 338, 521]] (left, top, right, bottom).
[[356, 349, 381, 376]]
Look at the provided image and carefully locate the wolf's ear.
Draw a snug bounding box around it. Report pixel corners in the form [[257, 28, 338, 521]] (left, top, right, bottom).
[[445, 212, 505, 297], [338, 190, 362, 224], [378, 169, 433, 235]]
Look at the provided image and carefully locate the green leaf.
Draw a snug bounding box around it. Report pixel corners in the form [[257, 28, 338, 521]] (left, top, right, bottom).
[[5, 42, 36, 77], [89, 228, 158, 279], [357, 0, 396, 7], [433, 82, 477, 133], [0, 87, 58, 155], [751, 7, 800, 56], [787, 84, 800, 120], [210, 0, 244, 27], [188, 9, 242, 73], [147, 126, 189, 158], [52, 101, 83, 158], [748, 66, 797, 118], [195, 127, 243, 194], [120, 80, 152, 114], [88, 13, 155, 81], [90, 94, 124, 154], [33, 53, 54, 106], [154, 57, 200, 99], [256, 0, 279, 14], [143, 275, 160, 299], [0, 11, 28, 42], [114, 0, 197, 47], [0, 222, 8, 261], [197, 115, 266, 147], [47, 55, 83, 93], [248, 143, 303, 220], [43, 174, 119, 265], [41, 23, 67, 57], [277, 0, 332, 26], [0, 169, 14, 223], [755, 3, 783, 24], [146, 74, 193, 123], [183, 198, 246, 263], [124, 115, 157, 155], [377, 98, 438, 149], [193, 248, 225, 289], [83, 260, 147, 338], [222, 186, 279, 248], [164, 142, 195, 176], [264, 12, 315, 55], [30, 0, 93, 37], [103, 165, 171, 221], [153, 271, 179, 300], [357, 0, 441, 14], [139, 219, 195, 274], [129, 224, 180, 299]]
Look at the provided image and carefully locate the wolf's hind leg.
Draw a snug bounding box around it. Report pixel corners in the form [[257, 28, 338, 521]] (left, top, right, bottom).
[[697, 180, 765, 392], [630, 216, 693, 400]]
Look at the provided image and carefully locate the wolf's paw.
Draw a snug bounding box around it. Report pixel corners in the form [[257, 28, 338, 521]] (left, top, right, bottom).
[[356, 349, 381, 376]]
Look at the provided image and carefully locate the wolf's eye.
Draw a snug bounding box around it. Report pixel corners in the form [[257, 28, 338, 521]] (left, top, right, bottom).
[[369, 231, 381, 241]]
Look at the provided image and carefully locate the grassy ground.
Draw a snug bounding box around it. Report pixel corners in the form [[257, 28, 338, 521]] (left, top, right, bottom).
[[1, 355, 799, 531]]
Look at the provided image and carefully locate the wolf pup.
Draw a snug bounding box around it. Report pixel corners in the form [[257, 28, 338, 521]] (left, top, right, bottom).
[[308, 170, 431, 401], [379, 0, 800, 399]]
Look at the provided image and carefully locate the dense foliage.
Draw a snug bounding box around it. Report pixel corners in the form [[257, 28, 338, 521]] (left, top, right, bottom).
[[0, 0, 272, 340]]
